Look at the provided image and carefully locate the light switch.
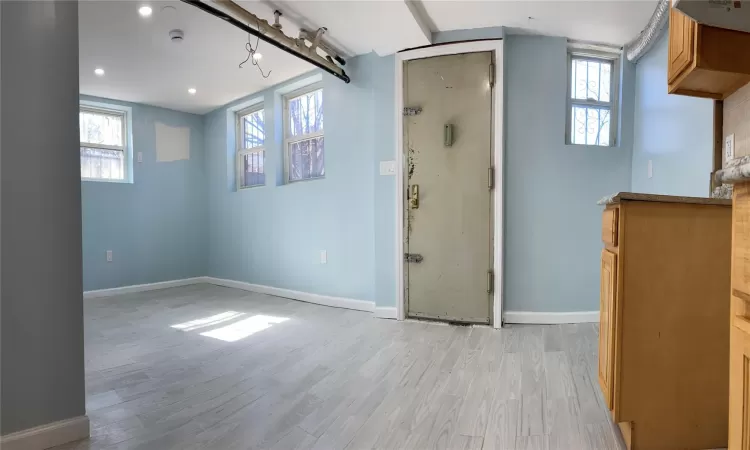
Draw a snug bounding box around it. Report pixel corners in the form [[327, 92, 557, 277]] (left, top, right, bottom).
[[648, 160, 653, 179], [379, 160, 396, 176], [106, 250, 113, 262], [137, 152, 143, 163], [320, 250, 327, 264]]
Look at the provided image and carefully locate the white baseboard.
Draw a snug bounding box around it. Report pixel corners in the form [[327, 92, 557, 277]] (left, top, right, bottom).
[[374, 307, 397, 319], [504, 311, 599, 324], [83, 276, 397, 319], [0, 416, 89, 450], [83, 277, 208, 299], [204, 277, 375, 313]]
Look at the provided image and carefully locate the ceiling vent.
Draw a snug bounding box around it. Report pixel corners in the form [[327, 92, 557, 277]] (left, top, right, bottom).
[[169, 29, 184, 43]]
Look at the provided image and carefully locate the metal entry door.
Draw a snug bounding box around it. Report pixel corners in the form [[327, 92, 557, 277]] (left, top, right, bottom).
[[404, 51, 494, 324]]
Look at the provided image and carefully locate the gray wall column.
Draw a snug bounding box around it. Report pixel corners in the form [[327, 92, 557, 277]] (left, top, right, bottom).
[[1, 0, 86, 435]]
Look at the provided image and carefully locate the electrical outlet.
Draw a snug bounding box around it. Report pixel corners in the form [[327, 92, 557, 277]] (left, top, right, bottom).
[[137, 152, 143, 163], [106, 250, 113, 262], [648, 160, 653, 179], [726, 134, 735, 162], [320, 250, 327, 264]]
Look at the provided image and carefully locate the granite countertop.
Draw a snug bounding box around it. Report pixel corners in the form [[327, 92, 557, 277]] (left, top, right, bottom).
[[598, 192, 731, 206], [715, 155, 750, 185]]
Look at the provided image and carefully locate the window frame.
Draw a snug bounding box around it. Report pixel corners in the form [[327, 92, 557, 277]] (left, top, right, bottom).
[[79, 105, 129, 182], [283, 83, 324, 184], [565, 50, 620, 147], [235, 104, 266, 190]]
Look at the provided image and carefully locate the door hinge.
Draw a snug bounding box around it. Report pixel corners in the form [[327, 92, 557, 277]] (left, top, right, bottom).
[[404, 253, 424, 263], [488, 167, 495, 190], [487, 270, 494, 294], [489, 63, 496, 88]]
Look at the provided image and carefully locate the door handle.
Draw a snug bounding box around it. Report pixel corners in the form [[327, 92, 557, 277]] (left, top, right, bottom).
[[410, 185, 419, 209]]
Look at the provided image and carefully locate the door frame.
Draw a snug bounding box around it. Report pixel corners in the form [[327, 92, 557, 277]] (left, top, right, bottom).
[[394, 39, 504, 328]]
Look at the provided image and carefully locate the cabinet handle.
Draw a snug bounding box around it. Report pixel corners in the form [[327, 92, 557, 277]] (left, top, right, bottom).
[[733, 315, 750, 335]]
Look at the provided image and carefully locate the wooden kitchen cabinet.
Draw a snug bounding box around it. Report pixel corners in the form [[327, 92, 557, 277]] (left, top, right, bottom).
[[729, 184, 750, 449], [668, 4, 695, 86], [598, 193, 731, 450], [729, 299, 750, 450], [668, 5, 750, 100]]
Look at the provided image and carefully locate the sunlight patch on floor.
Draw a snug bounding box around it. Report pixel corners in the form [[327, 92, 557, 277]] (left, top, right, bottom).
[[199, 315, 289, 342], [170, 311, 246, 331]]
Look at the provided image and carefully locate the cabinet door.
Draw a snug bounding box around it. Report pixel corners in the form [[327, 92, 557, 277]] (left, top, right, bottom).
[[598, 249, 617, 410], [733, 185, 750, 296], [729, 310, 750, 450], [668, 6, 696, 84]]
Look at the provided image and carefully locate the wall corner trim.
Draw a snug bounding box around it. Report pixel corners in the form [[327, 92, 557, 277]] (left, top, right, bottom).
[[503, 311, 599, 324], [0, 416, 90, 450], [374, 307, 398, 319]]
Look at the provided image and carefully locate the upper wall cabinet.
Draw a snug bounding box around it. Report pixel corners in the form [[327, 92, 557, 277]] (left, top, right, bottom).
[[668, 5, 750, 100]]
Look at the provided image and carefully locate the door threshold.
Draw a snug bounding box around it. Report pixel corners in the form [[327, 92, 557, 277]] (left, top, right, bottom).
[[406, 315, 490, 327]]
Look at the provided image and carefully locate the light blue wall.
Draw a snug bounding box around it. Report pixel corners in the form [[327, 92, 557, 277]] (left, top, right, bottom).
[[503, 35, 633, 312], [372, 55, 397, 307], [81, 32, 713, 313], [81, 96, 207, 291], [205, 53, 394, 303], [631, 35, 714, 196], [86, 33, 641, 314], [204, 36, 635, 313]]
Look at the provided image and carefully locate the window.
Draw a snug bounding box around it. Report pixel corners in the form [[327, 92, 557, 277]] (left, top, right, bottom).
[[566, 52, 619, 147], [284, 86, 324, 182], [80, 106, 128, 181], [236, 105, 265, 188]]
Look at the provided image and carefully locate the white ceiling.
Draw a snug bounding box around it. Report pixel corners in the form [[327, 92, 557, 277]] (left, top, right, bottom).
[[79, 1, 315, 114], [79, 0, 657, 114], [423, 1, 657, 46]]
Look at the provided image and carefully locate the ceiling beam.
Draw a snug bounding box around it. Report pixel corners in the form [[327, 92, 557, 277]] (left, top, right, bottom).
[[179, 0, 351, 83], [405, 0, 436, 44]]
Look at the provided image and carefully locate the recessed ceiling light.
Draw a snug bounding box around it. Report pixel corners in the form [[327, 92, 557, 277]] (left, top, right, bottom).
[[94, 68, 105, 76], [253, 53, 263, 60], [138, 5, 153, 17], [188, 88, 197, 95]]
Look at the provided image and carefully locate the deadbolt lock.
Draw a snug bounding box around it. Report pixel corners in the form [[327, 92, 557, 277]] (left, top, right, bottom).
[[410, 185, 419, 209]]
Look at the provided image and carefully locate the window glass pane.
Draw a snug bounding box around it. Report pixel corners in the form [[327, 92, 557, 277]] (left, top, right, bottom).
[[239, 151, 265, 188], [573, 59, 588, 100], [241, 109, 265, 149], [80, 110, 124, 147], [571, 106, 611, 146], [80, 147, 125, 180], [288, 137, 325, 181], [571, 58, 611, 103], [288, 89, 323, 137]]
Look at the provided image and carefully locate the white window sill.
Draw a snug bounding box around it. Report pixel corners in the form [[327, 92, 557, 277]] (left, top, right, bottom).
[[238, 184, 266, 191], [285, 176, 326, 185], [81, 178, 133, 184]]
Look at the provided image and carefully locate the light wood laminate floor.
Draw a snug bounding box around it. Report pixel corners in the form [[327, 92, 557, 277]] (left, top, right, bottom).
[[54, 284, 624, 450]]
